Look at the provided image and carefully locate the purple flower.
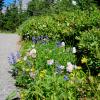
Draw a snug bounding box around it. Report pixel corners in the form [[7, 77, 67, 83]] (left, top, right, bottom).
[[8, 53, 16, 65], [64, 75, 69, 81], [32, 36, 37, 44], [56, 65, 65, 74]]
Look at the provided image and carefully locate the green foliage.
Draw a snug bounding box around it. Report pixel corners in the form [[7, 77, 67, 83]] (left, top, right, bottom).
[[12, 41, 100, 100], [17, 8, 100, 43], [77, 28, 100, 75]]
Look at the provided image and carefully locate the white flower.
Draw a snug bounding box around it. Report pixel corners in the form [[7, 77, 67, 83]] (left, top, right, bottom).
[[31, 53, 36, 58], [29, 72, 36, 79], [29, 49, 36, 56], [66, 62, 74, 72], [23, 56, 27, 61], [61, 42, 65, 47], [72, 0, 77, 5], [47, 59, 54, 65], [59, 65, 65, 69], [72, 47, 76, 53]]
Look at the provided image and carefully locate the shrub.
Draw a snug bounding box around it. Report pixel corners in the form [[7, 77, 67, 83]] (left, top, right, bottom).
[[76, 28, 100, 75], [17, 8, 100, 44]]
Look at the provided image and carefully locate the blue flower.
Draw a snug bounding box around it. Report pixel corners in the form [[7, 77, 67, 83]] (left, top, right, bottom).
[[64, 75, 69, 81]]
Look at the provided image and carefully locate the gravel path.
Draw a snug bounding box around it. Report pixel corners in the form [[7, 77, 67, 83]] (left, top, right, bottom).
[[0, 34, 20, 100]]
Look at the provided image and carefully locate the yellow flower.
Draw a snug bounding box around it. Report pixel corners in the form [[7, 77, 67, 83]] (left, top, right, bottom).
[[31, 67, 35, 72], [81, 57, 87, 63], [77, 66, 82, 69], [39, 70, 46, 78]]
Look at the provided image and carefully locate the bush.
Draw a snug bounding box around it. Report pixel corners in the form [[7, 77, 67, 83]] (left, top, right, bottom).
[[76, 28, 100, 75], [9, 41, 100, 100], [17, 8, 100, 43]]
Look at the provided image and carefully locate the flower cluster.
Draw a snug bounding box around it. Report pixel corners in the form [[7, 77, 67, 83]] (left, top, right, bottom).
[[32, 35, 49, 44], [8, 51, 20, 65]]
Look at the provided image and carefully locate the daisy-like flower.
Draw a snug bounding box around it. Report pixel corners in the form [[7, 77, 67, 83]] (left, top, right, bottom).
[[72, 47, 76, 53], [29, 49, 36, 55], [29, 49, 37, 58], [66, 62, 74, 73], [81, 57, 87, 64], [47, 59, 54, 65], [72, 0, 77, 6], [61, 42, 65, 47]]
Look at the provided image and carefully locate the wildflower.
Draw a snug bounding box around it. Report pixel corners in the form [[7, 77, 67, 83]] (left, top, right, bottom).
[[61, 42, 65, 47], [72, 47, 76, 53], [29, 72, 36, 79], [8, 53, 16, 65], [66, 62, 74, 73], [72, 0, 77, 5], [81, 57, 87, 64], [29, 49, 37, 58], [23, 56, 27, 61], [64, 75, 69, 81], [32, 36, 37, 44], [47, 59, 54, 65], [40, 70, 46, 78]]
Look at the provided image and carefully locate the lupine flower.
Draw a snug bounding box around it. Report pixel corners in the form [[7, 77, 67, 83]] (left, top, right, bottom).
[[66, 62, 74, 73], [47, 59, 54, 65], [8, 56, 13, 65], [72, 47, 76, 53], [72, 0, 77, 5], [8, 53, 16, 65], [81, 57, 87, 64], [32, 36, 37, 44], [64, 75, 69, 81]]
